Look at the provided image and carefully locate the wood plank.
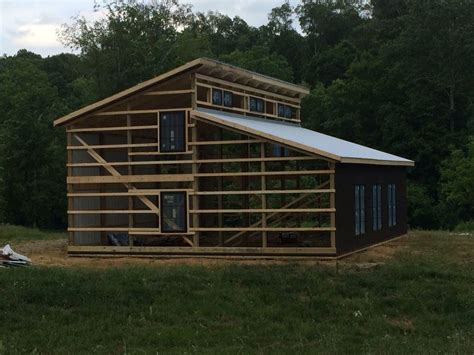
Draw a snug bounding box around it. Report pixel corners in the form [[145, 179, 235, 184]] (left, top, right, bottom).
[[68, 245, 336, 255], [329, 162, 336, 248], [189, 208, 335, 213], [68, 156, 315, 167], [129, 150, 194, 156], [128, 231, 195, 236], [68, 142, 157, 150], [127, 110, 134, 247], [69, 227, 193, 235], [67, 174, 194, 184], [68, 189, 192, 197], [144, 89, 194, 96], [182, 236, 194, 247], [190, 227, 335, 232], [67, 125, 158, 133], [195, 170, 334, 177], [68, 210, 156, 214], [261, 142, 267, 248], [191, 75, 200, 247], [188, 139, 261, 145], [67, 132, 74, 246], [190, 189, 335, 195], [95, 108, 191, 116]]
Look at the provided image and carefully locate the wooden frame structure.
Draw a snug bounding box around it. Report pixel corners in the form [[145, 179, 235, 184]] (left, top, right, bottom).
[[55, 58, 413, 257]]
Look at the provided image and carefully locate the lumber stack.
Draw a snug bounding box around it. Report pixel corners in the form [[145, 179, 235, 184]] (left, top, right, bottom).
[[0, 244, 31, 268]]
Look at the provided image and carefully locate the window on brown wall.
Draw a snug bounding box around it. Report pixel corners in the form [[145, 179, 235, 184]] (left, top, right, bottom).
[[160, 192, 187, 233], [159, 111, 185, 152], [372, 184, 382, 231], [355, 185, 365, 236], [388, 184, 397, 227]]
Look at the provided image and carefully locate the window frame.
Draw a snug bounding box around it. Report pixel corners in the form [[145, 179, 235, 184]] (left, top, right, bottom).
[[249, 97, 264, 113], [223, 90, 233, 107], [159, 111, 186, 153], [388, 184, 397, 227], [355, 184, 366, 236], [212, 88, 223, 105], [372, 184, 382, 231], [160, 191, 188, 233]]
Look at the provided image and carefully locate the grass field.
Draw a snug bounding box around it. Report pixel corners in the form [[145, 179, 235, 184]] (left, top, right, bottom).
[[0, 227, 473, 354]]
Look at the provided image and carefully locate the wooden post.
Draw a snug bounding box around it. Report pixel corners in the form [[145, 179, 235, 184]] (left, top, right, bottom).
[[99, 133, 106, 244], [67, 132, 74, 246], [218, 127, 224, 246], [127, 108, 133, 246], [261, 143, 267, 248], [329, 162, 336, 248], [191, 75, 200, 247]]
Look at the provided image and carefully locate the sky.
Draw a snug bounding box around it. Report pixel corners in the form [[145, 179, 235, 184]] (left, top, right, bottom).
[[0, 0, 300, 57]]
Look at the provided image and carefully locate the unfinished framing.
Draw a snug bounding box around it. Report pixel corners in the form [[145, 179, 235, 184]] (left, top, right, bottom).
[[55, 58, 413, 257]]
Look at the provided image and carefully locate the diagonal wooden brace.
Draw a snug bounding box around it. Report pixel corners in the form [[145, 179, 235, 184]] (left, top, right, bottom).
[[224, 181, 330, 245], [73, 134, 160, 215]]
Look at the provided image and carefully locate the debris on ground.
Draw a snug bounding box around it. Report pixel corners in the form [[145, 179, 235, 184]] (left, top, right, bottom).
[[0, 244, 32, 268]]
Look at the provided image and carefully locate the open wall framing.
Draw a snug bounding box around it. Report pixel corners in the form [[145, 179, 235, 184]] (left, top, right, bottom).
[[56, 58, 412, 257]]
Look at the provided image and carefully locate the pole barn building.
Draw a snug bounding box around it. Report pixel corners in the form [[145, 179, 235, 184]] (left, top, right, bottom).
[[54, 58, 414, 257]]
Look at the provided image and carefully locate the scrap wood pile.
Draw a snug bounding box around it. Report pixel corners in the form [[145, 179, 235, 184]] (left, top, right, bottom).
[[0, 244, 31, 268]]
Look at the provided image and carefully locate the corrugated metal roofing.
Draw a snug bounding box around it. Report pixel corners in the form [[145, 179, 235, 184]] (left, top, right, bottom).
[[193, 108, 414, 167]]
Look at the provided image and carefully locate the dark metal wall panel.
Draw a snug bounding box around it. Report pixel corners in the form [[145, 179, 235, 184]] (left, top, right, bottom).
[[335, 163, 407, 254]]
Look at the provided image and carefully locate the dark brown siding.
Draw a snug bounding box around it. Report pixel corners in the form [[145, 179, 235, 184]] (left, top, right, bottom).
[[335, 163, 407, 254]]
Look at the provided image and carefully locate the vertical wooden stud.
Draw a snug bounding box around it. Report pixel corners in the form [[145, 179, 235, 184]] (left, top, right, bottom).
[[261, 143, 267, 248], [329, 162, 336, 249], [191, 74, 200, 247], [67, 132, 74, 246], [127, 107, 133, 246]]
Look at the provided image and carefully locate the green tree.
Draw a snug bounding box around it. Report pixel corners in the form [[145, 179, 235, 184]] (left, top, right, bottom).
[[391, 0, 474, 133], [261, 1, 309, 83], [60, 0, 192, 97], [440, 139, 474, 226], [219, 46, 294, 82], [0, 53, 67, 228]]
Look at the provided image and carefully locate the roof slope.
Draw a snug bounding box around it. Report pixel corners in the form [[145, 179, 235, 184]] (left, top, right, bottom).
[[54, 58, 309, 127], [193, 108, 414, 167]]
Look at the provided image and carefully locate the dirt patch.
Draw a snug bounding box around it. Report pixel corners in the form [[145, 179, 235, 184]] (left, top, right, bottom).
[[7, 235, 409, 268]]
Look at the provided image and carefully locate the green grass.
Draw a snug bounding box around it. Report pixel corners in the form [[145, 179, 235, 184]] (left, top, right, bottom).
[[0, 230, 473, 354], [0, 224, 65, 245]]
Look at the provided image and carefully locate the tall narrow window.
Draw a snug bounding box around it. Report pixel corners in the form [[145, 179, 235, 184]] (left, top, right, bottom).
[[372, 184, 382, 231], [355, 185, 365, 236], [212, 88, 223, 105], [278, 104, 294, 119], [388, 184, 397, 227], [250, 97, 264, 113], [159, 111, 185, 152], [278, 103, 285, 117], [223, 91, 233, 107], [161, 192, 187, 233]]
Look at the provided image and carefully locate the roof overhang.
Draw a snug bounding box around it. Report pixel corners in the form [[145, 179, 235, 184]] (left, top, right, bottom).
[[54, 58, 310, 127], [191, 108, 415, 167]]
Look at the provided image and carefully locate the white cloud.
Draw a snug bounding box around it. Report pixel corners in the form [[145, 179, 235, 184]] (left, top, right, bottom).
[[14, 22, 59, 48], [0, 0, 300, 57]]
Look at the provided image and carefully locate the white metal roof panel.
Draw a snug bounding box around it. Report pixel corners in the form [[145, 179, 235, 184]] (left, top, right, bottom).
[[193, 108, 414, 166]]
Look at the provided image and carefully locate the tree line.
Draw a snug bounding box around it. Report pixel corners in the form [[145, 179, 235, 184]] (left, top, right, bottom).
[[0, 0, 473, 230]]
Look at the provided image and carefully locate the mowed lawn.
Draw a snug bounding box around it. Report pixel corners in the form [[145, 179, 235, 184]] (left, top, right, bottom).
[[0, 228, 473, 354]]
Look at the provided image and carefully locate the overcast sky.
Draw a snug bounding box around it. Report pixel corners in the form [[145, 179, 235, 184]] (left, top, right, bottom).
[[0, 0, 300, 57]]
